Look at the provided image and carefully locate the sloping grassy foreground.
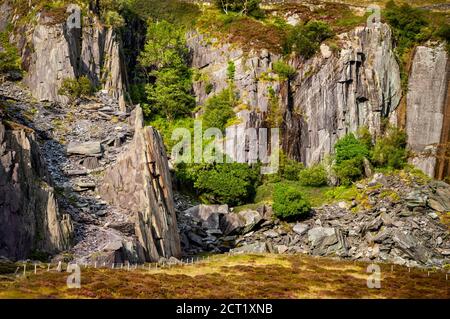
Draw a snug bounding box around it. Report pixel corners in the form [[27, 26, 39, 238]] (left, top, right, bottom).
[[0, 254, 448, 299]]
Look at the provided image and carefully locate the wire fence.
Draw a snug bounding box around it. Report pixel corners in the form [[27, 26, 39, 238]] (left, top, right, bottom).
[[12, 252, 450, 282]]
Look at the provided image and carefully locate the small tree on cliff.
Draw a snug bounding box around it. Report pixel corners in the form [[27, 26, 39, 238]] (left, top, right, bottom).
[[216, 0, 263, 18]]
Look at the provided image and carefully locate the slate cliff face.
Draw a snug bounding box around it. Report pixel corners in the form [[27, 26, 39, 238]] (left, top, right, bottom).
[[188, 24, 450, 180], [406, 44, 450, 179], [11, 13, 128, 110], [0, 122, 72, 260], [100, 107, 182, 262]]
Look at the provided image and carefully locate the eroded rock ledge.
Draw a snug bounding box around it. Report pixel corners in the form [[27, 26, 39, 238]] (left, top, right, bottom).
[[100, 107, 181, 262]]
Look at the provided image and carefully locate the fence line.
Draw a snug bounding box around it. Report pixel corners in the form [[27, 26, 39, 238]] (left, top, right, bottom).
[[12, 252, 450, 282]]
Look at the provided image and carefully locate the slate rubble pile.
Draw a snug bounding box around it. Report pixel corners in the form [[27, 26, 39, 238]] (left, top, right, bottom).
[[177, 173, 450, 267]]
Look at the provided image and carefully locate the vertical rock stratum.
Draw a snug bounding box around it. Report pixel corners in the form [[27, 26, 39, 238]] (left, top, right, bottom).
[[406, 44, 450, 178], [0, 122, 72, 260], [100, 107, 182, 261]]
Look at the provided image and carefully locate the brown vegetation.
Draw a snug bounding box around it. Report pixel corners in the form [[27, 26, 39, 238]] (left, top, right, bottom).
[[0, 254, 448, 299]]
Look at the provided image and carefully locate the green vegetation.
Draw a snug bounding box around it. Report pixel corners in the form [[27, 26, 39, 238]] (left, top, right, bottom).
[[277, 152, 304, 181], [272, 184, 311, 221], [334, 133, 370, 185], [176, 162, 260, 206], [283, 20, 334, 58], [215, 0, 264, 19], [272, 60, 296, 80], [333, 125, 408, 185], [383, 1, 450, 87], [139, 20, 195, 120], [202, 88, 237, 131], [58, 76, 96, 99], [372, 126, 408, 169], [0, 31, 22, 75], [125, 0, 200, 27], [298, 164, 328, 187]]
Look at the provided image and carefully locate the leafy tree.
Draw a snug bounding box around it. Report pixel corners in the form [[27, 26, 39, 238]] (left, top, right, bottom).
[[103, 10, 125, 28], [139, 20, 188, 69], [384, 1, 429, 53], [144, 65, 195, 120], [298, 164, 328, 187], [227, 60, 236, 81], [372, 126, 408, 169], [273, 184, 311, 221], [356, 126, 373, 151], [216, 0, 264, 18], [279, 151, 304, 181], [139, 20, 195, 120]]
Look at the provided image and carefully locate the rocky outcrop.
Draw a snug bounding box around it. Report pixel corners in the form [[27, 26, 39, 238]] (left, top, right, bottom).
[[188, 24, 402, 166], [0, 122, 72, 260], [406, 44, 449, 178], [13, 13, 127, 110], [100, 107, 181, 262], [287, 24, 402, 164], [189, 23, 450, 181]]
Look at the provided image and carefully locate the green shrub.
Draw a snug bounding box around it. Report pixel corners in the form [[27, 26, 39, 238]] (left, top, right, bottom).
[[148, 116, 194, 152], [103, 10, 126, 29], [356, 126, 373, 151], [227, 60, 236, 81], [285, 20, 334, 58], [273, 184, 311, 221], [272, 60, 296, 80], [334, 133, 370, 185], [126, 0, 200, 27], [281, 153, 304, 180], [58, 76, 95, 99], [298, 164, 328, 187], [205, 82, 214, 95], [177, 162, 260, 206], [202, 88, 237, 131], [334, 157, 365, 186], [372, 126, 408, 169]]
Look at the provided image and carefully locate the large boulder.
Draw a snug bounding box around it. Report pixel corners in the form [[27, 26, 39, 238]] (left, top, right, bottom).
[[67, 141, 102, 156], [307, 227, 348, 256], [427, 181, 450, 212], [293, 223, 309, 236], [231, 242, 268, 254], [238, 210, 264, 234], [184, 204, 228, 230], [220, 213, 244, 236]]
